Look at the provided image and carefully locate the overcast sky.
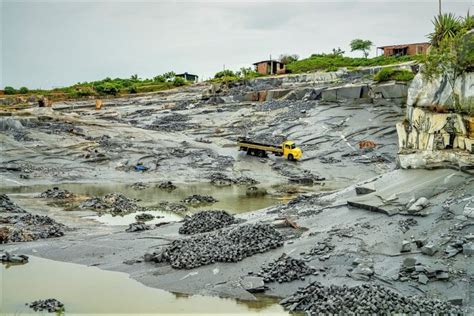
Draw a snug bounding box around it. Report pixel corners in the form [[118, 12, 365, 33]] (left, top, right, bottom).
[[1, 0, 473, 89]]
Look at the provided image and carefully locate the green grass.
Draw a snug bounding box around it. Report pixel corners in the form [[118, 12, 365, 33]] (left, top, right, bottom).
[[373, 67, 415, 82], [1, 74, 189, 102], [286, 54, 423, 74]]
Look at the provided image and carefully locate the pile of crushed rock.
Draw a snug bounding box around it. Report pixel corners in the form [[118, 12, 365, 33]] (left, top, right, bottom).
[[208, 173, 258, 186], [179, 210, 237, 234], [29, 299, 65, 313], [0, 213, 65, 243], [145, 223, 283, 269], [158, 201, 188, 214], [181, 194, 217, 206], [80, 193, 148, 215], [280, 282, 462, 315], [40, 187, 75, 199], [257, 253, 316, 283], [0, 194, 27, 213]]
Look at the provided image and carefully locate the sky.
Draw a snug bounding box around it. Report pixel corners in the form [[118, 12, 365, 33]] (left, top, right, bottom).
[[1, 0, 473, 89]]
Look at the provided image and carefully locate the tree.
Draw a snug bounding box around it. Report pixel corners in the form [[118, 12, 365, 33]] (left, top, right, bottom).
[[279, 54, 299, 65], [4, 86, 16, 95], [214, 69, 236, 79], [19, 87, 29, 94], [350, 39, 373, 58], [330, 47, 345, 57], [428, 13, 462, 48]]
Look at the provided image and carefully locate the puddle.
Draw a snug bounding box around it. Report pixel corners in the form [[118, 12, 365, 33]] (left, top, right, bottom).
[[0, 256, 289, 315], [1, 182, 280, 226]]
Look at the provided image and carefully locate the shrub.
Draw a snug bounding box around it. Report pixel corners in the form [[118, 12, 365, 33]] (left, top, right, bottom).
[[4, 86, 16, 95], [279, 54, 299, 65], [173, 77, 186, 86], [214, 70, 236, 79], [128, 85, 138, 94], [75, 86, 95, 97], [374, 68, 414, 82], [96, 82, 120, 95], [19, 87, 29, 94]]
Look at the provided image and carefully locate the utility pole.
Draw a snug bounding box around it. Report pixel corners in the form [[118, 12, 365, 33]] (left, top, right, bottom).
[[438, 0, 442, 16]]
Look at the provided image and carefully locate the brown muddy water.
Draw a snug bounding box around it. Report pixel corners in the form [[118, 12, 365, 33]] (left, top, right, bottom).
[[1, 182, 281, 226], [0, 256, 289, 315]]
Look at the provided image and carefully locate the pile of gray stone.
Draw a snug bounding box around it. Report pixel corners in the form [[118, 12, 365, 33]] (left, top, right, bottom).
[[40, 187, 75, 199], [1, 213, 66, 243], [157, 181, 177, 191], [208, 173, 258, 186], [280, 282, 462, 314], [179, 210, 237, 234], [257, 253, 316, 283], [135, 213, 155, 222], [0, 194, 27, 213], [148, 113, 196, 132], [181, 194, 217, 206], [398, 257, 449, 284], [145, 223, 283, 269], [126, 221, 151, 232], [80, 193, 148, 215], [158, 201, 188, 214], [309, 238, 335, 257], [29, 299, 64, 313]]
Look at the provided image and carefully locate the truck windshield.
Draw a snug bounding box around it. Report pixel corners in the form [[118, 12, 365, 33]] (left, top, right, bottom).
[[290, 144, 295, 149]]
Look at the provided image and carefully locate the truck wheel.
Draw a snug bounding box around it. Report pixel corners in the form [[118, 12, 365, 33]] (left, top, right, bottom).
[[258, 150, 265, 157], [247, 149, 252, 155], [288, 154, 294, 161]]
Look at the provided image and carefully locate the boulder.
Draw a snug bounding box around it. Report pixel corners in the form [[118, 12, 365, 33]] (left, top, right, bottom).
[[421, 243, 438, 256], [355, 183, 376, 195], [371, 82, 408, 99], [463, 242, 474, 256], [240, 276, 265, 293]]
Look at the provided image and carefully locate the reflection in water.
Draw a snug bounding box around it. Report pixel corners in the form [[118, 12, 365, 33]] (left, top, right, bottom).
[[1, 256, 289, 315]]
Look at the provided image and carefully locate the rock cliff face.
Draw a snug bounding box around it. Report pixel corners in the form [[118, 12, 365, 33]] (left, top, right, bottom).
[[396, 72, 474, 169]]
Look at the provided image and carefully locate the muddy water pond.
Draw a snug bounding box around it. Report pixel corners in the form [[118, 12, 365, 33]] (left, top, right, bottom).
[[1, 182, 280, 225], [1, 256, 288, 315]]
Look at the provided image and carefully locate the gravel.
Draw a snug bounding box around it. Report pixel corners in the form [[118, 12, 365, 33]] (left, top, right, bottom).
[[80, 193, 148, 215], [145, 223, 283, 269], [257, 253, 316, 283], [280, 282, 463, 315], [0, 213, 66, 243], [135, 213, 155, 222], [0, 194, 27, 213], [29, 299, 64, 313], [40, 187, 75, 199], [181, 194, 217, 207], [158, 201, 188, 214], [147, 113, 197, 132], [179, 210, 237, 234], [157, 181, 177, 191], [208, 173, 258, 186]]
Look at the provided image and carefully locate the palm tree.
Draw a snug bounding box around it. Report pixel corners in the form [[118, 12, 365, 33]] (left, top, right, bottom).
[[428, 13, 462, 47]]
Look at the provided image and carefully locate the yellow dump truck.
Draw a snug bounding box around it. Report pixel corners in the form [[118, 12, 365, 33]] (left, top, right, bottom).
[[237, 137, 303, 161]]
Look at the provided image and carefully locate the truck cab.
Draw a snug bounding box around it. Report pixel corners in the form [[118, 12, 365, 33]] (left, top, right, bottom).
[[282, 141, 302, 161]]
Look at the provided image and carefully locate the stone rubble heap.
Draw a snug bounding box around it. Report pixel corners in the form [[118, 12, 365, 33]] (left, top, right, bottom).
[[398, 257, 449, 284], [257, 253, 316, 283], [126, 221, 151, 232], [145, 223, 283, 269], [181, 194, 217, 206], [208, 173, 258, 186], [179, 210, 237, 235], [158, 201, 188, 214], [157, 181, 177, 191], [349, 257, 374, 281], [309, 238, 335, 257], [280, 282, 463, 315], [80, 193, 148, 215], [29, 299, 65, 313], [40, 187, 75, 199], [1, 213, 66, 243], [0, 194, 27, 213], [135, 213, 155, 222]]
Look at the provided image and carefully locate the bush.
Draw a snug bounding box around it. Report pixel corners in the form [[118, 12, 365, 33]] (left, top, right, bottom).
[[75, 86, 95, 97], [173, 77, 186, 86], [128, 85, 138, 94], [4, 86, 16, 95], [374, 68, 414, 82], [96, 82, 120, 95], [214, 70, 236, 79], [19, 87, 29, 94]]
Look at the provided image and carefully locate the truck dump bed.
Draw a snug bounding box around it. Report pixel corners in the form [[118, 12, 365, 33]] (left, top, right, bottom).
[[237, 137, 283, 153]]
